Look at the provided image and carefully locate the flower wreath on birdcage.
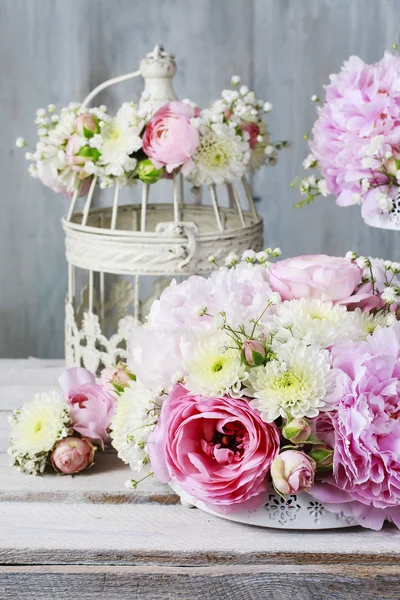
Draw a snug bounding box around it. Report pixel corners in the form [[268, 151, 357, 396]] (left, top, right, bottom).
[[17, 76, 287, 195]]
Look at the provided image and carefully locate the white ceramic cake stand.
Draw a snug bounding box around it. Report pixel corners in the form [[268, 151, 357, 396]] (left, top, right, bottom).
[[169, 481, 359, 530]]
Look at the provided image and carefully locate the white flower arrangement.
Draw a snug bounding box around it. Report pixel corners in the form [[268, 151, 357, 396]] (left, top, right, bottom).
[[103, 249, 400, 530], [16, 78, 286, 196]]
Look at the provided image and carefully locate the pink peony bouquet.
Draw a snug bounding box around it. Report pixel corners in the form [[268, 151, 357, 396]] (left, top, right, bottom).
[[294, 45, 400, 222], [15, 76, 286, 196], [8, 365, 132, 475], [108, 249, 400, 530]]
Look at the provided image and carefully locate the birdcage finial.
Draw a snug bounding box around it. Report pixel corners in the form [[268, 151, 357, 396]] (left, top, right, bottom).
[[139, 44, 177, 111]]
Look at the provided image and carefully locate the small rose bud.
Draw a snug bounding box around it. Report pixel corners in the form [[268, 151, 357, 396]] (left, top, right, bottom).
[[74, 114, 99, 138], [308, 445, 334, 471], [242, 339, 266, 366], [100, 363, 136, 396], [137, 159, 163, 184], [51, 437, 96, 474], [271, 450, 316, 495], [282, 418, 312, 444]]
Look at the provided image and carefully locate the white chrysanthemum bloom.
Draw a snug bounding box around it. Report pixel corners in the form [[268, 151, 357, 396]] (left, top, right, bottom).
[[187, 122, 250, 186], [361, 312, 396, 336], [9, 391, 71, 475], [274, 299, 364, 347], [110, 381, 158, 474], [246, 340, 336, 422], [98, 104, 143, 179], [184, 331, 247, 397]]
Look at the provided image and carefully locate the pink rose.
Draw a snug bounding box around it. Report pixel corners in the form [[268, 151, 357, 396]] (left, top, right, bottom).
[[241, 121, 260, 149], [269, 255, 362, 303], [142, 102, 199, 173], [271, 450, 316, 495], [51, 436, 95, 474], [148, 384, 280, 513], [59, 367, 115, 449]]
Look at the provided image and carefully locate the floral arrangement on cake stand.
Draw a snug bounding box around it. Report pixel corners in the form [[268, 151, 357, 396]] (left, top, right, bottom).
[[293, 44, 400, 231], [16, 45, 286, 374], [104, 249, 400, 531]]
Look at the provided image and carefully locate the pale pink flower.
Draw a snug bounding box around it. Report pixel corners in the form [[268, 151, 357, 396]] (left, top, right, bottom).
[[74, 113, 98, 137], [269, 255, 362, 303], [271, 450, 316, 495], [142, 102, 199, 173], [59, 368, 115, 449], [51, 436, 95, 474], [148, 384, 280, 513]]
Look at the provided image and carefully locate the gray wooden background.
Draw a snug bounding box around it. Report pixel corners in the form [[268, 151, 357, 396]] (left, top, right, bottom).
[[1, 0, 400, 359]]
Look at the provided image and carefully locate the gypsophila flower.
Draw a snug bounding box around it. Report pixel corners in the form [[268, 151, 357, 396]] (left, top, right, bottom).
[[16, 137, 26, 148], [225, 252, 239, 267], [242, 249, 256, 263], [303, 154, 317, 169], [382, 286, 397, 303], [263, 102, 273, 112], [110, 381, 158, 474], [231, 75, 241, 85]]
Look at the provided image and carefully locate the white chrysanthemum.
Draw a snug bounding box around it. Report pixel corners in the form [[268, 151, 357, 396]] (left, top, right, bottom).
[[274, 299, 364, 347], [98, 104, 143, 178], [361, 312, 397, 336], [110, 382, 157, 474], [187, 122, 250, 186], [184, 331, 247, 397], [9, 391, 71, 475], [246, 340, 336, 422]]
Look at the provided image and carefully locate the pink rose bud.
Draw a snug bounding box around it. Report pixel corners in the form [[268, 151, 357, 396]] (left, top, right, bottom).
[[309, 444, 334, 471], [241, 121, 261, 149], [242, 339, 266, 366], [271, 450, 316, 495], [51, 437, 95, 474], [282, 418, 312, 444], [100, 363, 135, 396], [74, 113, 99, 138], [66, 134, 101, 172]]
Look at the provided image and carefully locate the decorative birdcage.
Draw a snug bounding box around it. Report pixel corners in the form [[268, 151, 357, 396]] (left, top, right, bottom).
[[61, 45, 267, 372]]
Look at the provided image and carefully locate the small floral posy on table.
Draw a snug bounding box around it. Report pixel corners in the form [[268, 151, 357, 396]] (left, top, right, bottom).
[[8, 365, 132, 475], [293, 44, 400, 225], [16, 75, 286, 196], [107, 249, 400, 530]]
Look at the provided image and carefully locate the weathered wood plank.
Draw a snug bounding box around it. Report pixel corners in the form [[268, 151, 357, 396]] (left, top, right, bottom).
[[1, 565, 400, 600], [1, 500, 399, 567], [0, 452, 175, 505]]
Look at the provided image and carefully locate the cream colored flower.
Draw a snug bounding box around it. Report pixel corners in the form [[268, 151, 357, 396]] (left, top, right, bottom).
[[183, 331, 247, 397], [110, 381, 157, 474]]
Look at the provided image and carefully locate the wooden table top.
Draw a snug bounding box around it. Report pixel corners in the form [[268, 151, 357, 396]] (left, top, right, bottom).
[[1, 359, 400, 599]]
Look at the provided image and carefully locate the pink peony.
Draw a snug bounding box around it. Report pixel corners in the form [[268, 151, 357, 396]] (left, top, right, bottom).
[[51, 436, 95, 474], [269, 255, 362, 303], [310, 53, 400, 217], [271, 450, 316, 495], [148, 384, 280, 512], [59, 367, 115, 449], [147, 263, 274, 333], [142, 101, 199, 173], [316, 324, 400, 526]]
